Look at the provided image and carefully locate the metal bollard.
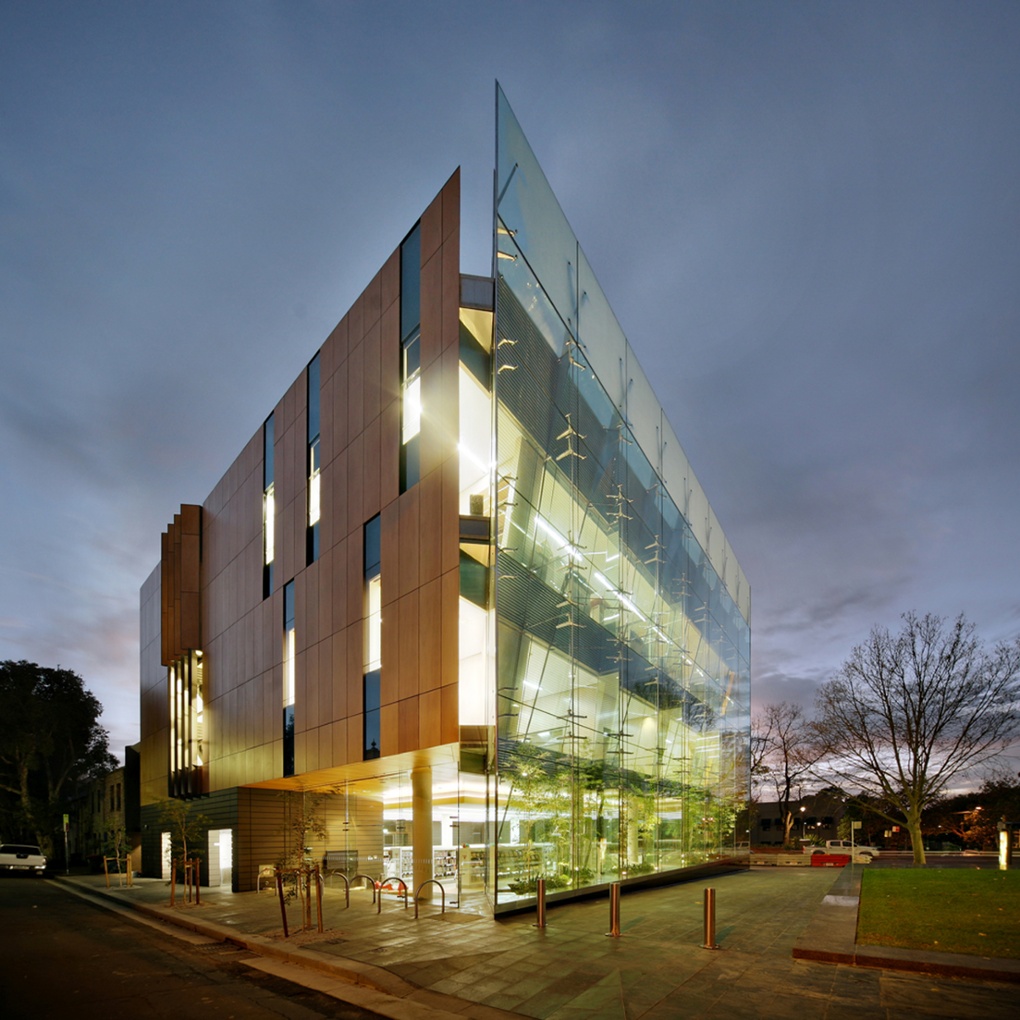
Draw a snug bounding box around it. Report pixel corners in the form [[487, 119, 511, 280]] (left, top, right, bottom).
[[605, 881, 621, 937], [702, 887, 720, 949], [534, 877, 546, 929]]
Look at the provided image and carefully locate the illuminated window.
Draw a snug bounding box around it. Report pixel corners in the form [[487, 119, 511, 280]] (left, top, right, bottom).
[[402, 338, 421, 445], [306, 353, 321, 564], [168, 649, 204, 797], [363, 515, 381, 758], [400, 223, 421, 491], [283, 580, 295, 777], [263, 414, 275, 598], [458, 303, 493, 516]]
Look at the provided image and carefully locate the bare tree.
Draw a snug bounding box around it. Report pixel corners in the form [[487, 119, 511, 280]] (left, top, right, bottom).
[[815, 612, 1020, 864], [752, 702, 825, 846]]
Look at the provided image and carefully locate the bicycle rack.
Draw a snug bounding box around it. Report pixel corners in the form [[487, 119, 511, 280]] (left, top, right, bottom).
[[413, 879, 446, 918], [377, 875, 409, 912], [330, 872, 350, 908], [351, 873, 378, 904]]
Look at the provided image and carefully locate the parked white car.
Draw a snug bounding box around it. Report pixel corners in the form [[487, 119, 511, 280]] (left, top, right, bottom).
[[803, 839, 879, 863], [0, 843, 47, 875]]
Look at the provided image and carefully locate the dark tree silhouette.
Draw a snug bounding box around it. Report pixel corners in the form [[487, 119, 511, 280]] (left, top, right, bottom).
[[0, 660, 117, 855]]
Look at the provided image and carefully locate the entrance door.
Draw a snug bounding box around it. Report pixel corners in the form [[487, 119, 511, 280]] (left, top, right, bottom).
[[208, 829, 233, 888]]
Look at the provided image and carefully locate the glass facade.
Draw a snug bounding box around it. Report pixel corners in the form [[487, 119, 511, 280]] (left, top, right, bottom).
[[489, 86, 750, 909]]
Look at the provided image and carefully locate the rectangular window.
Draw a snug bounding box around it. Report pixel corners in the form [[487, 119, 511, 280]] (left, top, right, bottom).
[[402, 334, 421, 446], [458, 305, 493, 516], [263, 414, 275, 598], [283, 579, 295, 777], [363, 673, 380, 759], [306, 353, 321, 564], [168, 649, 204, 797], [363, 515, 381, 758], [400, 223, 421, 491]]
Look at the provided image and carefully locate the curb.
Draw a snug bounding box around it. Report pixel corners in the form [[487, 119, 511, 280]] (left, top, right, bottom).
[[55, 878, 522, 1019], [790, 868, 1020, 984]]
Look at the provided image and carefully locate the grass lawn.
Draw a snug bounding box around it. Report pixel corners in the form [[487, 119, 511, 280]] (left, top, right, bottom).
[[857, 869, 1020, 958]]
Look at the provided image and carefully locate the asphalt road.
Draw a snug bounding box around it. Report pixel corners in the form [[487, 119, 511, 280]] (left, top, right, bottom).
[[0, 875, 384, 1019]]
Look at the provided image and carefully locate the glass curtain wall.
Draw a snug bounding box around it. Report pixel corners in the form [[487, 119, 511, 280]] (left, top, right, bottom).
[[491, 86, 750, 909], [298, 761, 481, 910]]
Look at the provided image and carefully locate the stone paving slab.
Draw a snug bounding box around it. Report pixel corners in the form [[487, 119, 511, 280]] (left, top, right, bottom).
[[55, 868, 1020, 1019]]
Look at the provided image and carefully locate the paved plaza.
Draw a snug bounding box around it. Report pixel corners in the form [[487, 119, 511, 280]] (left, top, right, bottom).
[[55, 865, 1018, 1019]]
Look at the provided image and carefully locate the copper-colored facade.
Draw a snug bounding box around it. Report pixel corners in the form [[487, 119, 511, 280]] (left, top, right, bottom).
[[159, 504, 201, 666], [140, 174, 466, 872]]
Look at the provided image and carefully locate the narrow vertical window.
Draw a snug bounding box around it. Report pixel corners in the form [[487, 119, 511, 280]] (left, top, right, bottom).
[[400, 223, 421, 491], [363, 514, 381, 759], [283, 579, 295, 777], [263, 414, 275, 598], [306, 353, 321, 565], [168, 649, 204, 797]]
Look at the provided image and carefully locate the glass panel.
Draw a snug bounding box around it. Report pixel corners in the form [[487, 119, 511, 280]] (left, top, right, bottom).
[[365, 576, 382, 672], [401, 224, 421, 342], [364, 514, 381, 574], [263, 414, 276, 597], [459, 365, 491, 516], [308, 438, 321, 526], [458, 594, 491, 727], [363, 671, 381, 759], [263, 486, 275, 566], [307, 354, 321, 442], [576, 247, 628, 415], [496, 88, 578, 344], [263, 414, 274, 488], [283, 584, 295, 708], [492, 84, 750, 910], [402, 369, 421, 444]]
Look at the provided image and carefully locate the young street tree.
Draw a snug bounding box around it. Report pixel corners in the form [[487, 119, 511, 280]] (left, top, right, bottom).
[[158, 798, 211, 869], [0, 660, 117, 856], [751, 702, 825, 846], [814, 613, 1020, 865]]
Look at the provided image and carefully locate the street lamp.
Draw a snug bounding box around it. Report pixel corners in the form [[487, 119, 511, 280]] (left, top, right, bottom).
[[800, 806, 806, 839]]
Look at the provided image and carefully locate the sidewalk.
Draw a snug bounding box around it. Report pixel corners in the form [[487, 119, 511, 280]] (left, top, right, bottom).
[[55, 867, 1018, 1019]]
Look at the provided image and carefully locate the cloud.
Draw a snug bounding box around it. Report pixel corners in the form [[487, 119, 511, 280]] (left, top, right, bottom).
[[1, 2, 1018, 768]]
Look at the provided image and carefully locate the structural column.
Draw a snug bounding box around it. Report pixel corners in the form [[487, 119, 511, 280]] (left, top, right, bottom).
[[411, 766, 433, 899]]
